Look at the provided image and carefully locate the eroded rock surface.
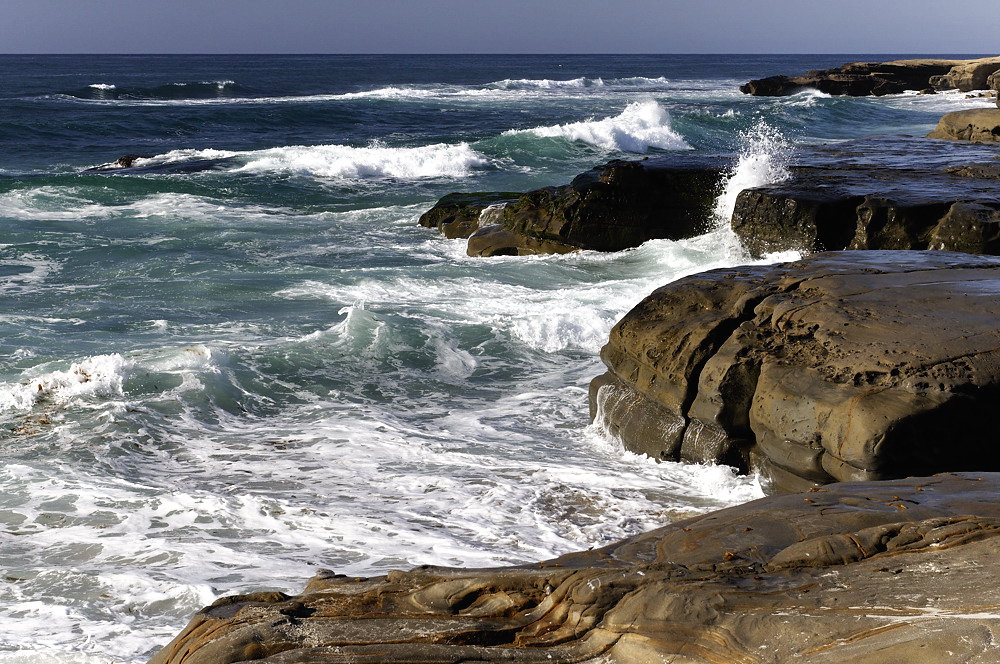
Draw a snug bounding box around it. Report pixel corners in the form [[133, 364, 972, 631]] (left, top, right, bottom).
[[740, 57, 996, 96], [420, 156, 726, 257], [149, 473, 1000, 664], [731, 136, 1000, 257], [417, 192, 522, 239], [590, 251, 1000, 492], [927, 108, 1000, 143]]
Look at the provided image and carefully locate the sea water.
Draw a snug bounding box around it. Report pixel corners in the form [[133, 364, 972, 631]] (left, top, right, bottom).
[[0, 54, 994, 662]]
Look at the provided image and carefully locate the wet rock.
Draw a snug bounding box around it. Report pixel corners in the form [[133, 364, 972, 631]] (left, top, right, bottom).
[[418, 192, 522, 239], [740, 58, 963, 96], [590, 251, 1000, 492], [456, 156, 726, 257], [730, 136, 1000, 257], [148, 473, 1000, 664], [927, 108, 1000, 143]]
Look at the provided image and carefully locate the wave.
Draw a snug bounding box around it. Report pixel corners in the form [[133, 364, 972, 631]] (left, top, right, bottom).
[[486, 77, 606, 90], [115, 141, 491, 179], [713, 120, 791, 222], [67, 80, 245, 100], [502, 100, 691, 153], [0, 354, 131, 411]]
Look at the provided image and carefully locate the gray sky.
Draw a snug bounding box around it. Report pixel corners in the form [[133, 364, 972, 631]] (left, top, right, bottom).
[[1, 0, 996, 54]]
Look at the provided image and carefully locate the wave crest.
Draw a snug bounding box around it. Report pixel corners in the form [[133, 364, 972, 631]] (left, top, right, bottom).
[[503, 100, 691, 153]]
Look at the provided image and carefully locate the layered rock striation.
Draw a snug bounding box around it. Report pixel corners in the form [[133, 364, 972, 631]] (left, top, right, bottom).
[[149, 473, 1000, 664], [590, 251, 1000, 493], [731, 136, 1000, 257], [741, 57, 1000, 97]]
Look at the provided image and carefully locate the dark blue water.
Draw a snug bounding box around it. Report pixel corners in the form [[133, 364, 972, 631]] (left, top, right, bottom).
[[0, 54, 994, 662]]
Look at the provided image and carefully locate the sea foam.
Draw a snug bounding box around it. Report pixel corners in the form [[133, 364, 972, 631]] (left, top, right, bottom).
[[713, 120, 791, 222], [0, 354, 131, 411], [504, 100, 691, 153]]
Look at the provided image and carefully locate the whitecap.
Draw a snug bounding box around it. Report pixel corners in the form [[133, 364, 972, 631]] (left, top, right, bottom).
[[0, 354, 131, 411], [713, 120, 792, 222], [503, 100, 692, 153], [87, 83, 116, 90], [486, 77, 604, 90]]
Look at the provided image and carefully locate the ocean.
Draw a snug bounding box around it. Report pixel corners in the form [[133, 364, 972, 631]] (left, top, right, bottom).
[[0, 54, 994, 662]]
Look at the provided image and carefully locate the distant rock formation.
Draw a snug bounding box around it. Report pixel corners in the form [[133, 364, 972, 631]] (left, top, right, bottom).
[[741, 57, 1000, 97], [590, 251, 1000, 493], [148, 472, 1000, 664]]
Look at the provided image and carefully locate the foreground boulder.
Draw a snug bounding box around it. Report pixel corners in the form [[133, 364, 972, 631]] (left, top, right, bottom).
[[927, 108, 1000, 143], [731, 135, 1000, 257], [590, 251, 1000, 493], [740, 58, 966, 96], [422, 156, 726, 257], [149, 473, 1000, 664]]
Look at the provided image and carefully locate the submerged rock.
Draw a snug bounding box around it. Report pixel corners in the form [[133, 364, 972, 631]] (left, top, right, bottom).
[[421, 156, 727, 257], [740, 58, 963, 96], [927, 108, 1000, 143], [731, 136, 1000, 257], [148, 473, 1000, 664], [590, 251, 1000, 492]]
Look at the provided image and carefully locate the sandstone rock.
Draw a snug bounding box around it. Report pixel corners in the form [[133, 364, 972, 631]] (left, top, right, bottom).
[[459, 156, 725, 257], [590, 251, 1000, 492], [927, 108, 1000, 143], [148, 473, 1000, 664], [740, 58, 964, 97], [418, 192, 521, 239], [730, 136, 1000, 257], [928, 57, 1000, 91]]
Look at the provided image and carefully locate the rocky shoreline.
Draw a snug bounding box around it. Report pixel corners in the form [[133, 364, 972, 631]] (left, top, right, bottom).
[[148, 63, 1000, 663]]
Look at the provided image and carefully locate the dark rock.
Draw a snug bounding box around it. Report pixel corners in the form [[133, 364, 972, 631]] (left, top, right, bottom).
[[740, 58, 963, 97], [463, 156, 727, 257], [730, 136, 1000, 257], [418, 192, 522, 239], [590, 251, 1000, 492], [927, 108, 1000, 143], [148, 473, 1000, 664]]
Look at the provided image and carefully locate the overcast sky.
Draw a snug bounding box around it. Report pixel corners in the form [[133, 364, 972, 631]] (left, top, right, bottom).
[[1, 0, 996, 54]]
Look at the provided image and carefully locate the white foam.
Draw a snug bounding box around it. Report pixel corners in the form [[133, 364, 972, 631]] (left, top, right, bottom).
[[87, 83, 115, 90], [0, 354, 131, 411], [504, 100, 692, 153], [487, 77, 604, 90], [714, 120, 792, 223], [129, 141, 491, 180]]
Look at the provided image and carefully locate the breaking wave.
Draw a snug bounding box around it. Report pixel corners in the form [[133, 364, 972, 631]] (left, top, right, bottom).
[[503, 100, 691, 153]]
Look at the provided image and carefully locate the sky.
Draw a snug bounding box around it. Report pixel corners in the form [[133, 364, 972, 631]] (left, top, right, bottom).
[[0, 0, 997, 55]]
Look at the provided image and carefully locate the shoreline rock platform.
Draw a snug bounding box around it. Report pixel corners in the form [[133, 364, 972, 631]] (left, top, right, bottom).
[[149, 473, 1000, 664], [740, 56, 1000, 97]]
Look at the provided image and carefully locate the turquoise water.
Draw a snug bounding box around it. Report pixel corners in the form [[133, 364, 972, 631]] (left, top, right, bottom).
[[0, 54, 994, 662]]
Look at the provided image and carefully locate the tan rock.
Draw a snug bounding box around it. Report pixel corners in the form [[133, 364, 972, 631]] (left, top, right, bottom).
[[928, 108, 1000, 142]]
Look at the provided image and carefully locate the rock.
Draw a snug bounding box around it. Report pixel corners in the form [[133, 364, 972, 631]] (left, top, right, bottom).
[[460, 156, 726, 257], [927, 108, 1000, 143], [148, 473, 1000, 664], [418, 192, 522, 239], [740, 58, 965, 97], [590, 251, 1000, 493], [730, 136, 1000, 257], [928, 57, 1000, 91]]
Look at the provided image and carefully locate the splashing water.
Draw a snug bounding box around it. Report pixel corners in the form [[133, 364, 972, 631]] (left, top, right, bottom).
[[713, 121, 792, 223]]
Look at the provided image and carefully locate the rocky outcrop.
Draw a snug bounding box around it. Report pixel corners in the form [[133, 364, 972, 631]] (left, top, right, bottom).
[[149, 473, 1000, 664], [731, 136, 1000, 257], [928, 57, 1000, 92], [740, 58, 965, 96], [927, 108, 1000, 143], [418, 192, 521, 239], [419, 156, 726, 257], [590, 251, 1000, 493]]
